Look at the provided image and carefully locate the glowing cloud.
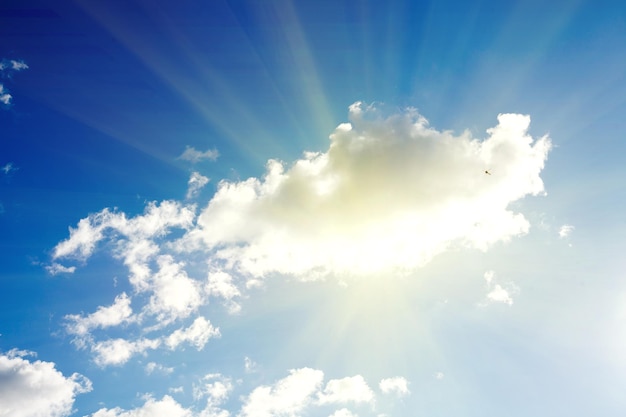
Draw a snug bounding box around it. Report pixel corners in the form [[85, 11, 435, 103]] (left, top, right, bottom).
[[180, 102, 551, 279]]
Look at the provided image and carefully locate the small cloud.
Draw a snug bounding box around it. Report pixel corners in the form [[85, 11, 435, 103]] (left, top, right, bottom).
[[186, 171, 210, 199], [435, 372, 445, 380], [1, 162, 16, 174], [318, 375, 375, 405], [244, 356, 258, 373], [482, 271, 517, 306], [165, 316, 220, 350], [329, 409, 358, 417], [45, 263, 77, 276], [178, 146, 219, 163], [559, 224, 574, 239], [10, 60, 28, 71], [0, 85, 11, 105], [169, 386, 184, 394], [145, 362, 174, 375], [379, 376, 410, 397]]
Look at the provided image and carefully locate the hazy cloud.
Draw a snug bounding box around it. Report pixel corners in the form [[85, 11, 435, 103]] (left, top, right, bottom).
[[559, 224, 574, 238], [179, 146, 219, 163], [379, 377, 410, 397]]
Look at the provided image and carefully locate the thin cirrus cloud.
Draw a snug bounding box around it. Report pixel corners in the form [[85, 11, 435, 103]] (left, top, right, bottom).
[[0, 349, 92, 417], [178, 146, 220, 163]]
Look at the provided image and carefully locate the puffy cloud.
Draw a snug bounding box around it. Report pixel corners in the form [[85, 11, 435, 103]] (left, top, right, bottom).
[[318, 375, 374, 405], [378, 377, 410, 397], [179, 146, 220, 163], [91, 338, 160, 367], [180, 102, 550, 280], [434, 372, 445, 380], [52, 201, 195, 261], [240, 368, 324, 417], [89, 395, 192, 417], [65, 292, 134, 338], [146, 255, 204, 325], [0, 349, 91, 417], [193, 373, 233, 406], [187, 172, 210, 199], [559, 224, 574, 238], [328, 409, 358, 417], [165, 316, 220, 350]]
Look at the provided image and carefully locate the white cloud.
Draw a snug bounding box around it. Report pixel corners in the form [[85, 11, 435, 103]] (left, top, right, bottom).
[[559, 224, 574, 238], [179, 102, 550, 280], [52, 201, 195, 261], [329, 409, 358, 417], [0, 84, 12, 105], [318, 375, 374, 405], [244, 356, 257, 373], [187, 172, 210, 199], [179, 146, 220, 163], [146, 255, 204, 325], [65, 292, 134, 338], [145, 362, 174, 375], [483, 270, 517, 306], [89, 395, 192, 417], [206, 270, 241, 313], [165, 316, 220, 350], [435, 372, 445, 380], [10, 60, 28, 71], [0, 349, 91, 417], [378, 377, 410, 397], [92, 338, 160, 367], [240, 368, 324, 417], [193, 374, 233, 407], [46, 262, 76, 275]]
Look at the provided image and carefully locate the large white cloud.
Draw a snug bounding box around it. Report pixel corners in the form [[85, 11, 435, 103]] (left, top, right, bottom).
[[178, 102, 550, 280], [0, 349, 91, 417], [318, 375, 375, 405]]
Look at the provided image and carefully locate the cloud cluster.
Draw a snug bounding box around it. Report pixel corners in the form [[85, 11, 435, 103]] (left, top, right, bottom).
[[50, 103, 550, 366], [86, 368, 408, 417], [0, 349, 91, 417], [482, 270, 518, 306]]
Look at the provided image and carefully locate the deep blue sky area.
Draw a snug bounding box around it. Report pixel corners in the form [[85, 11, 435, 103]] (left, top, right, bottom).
[[1, 1, 626, 416]]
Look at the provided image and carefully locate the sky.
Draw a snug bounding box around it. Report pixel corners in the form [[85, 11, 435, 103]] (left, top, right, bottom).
[[1, 0, 626, 416]]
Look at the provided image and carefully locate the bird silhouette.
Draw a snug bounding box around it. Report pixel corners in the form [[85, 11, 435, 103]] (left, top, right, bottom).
[[484, 170, 491, 175]]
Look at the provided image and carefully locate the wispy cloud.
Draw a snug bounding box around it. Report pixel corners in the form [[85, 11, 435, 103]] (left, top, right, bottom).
[[178, 146, 219, 163], [186, 171, 210, 199], [0, 58, 28, 107]]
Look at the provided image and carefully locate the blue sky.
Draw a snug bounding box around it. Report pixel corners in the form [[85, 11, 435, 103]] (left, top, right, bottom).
[[1, 0, 626, 416]]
